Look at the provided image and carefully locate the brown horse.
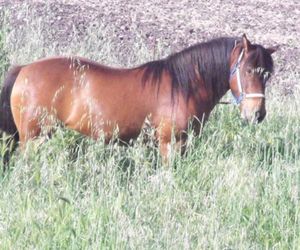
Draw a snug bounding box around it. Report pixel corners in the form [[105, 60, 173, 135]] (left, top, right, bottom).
[[0, 34, 277, 164]]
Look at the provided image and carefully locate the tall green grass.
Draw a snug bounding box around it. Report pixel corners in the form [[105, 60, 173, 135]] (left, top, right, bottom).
[[0, 12, 9, 82], [0, 6, 300, 249]]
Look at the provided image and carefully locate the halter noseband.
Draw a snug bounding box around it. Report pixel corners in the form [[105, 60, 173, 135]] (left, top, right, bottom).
[[230, 49, 265, 105]]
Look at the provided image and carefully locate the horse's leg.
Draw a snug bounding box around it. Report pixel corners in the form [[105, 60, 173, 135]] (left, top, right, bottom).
[[159, 137, 187, 163], [2, 134, 19, 173], [1, 132, 19, 172], [17, 113, 42, 150], [156, 120, 187, 166]]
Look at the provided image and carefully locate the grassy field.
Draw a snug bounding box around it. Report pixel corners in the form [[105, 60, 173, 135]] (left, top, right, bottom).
[[1, 2, 300, 249]]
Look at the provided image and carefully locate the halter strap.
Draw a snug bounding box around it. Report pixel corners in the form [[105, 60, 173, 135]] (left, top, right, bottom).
[[230, 49, 265, 105]]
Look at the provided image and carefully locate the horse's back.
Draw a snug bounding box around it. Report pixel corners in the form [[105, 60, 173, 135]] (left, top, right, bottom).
[[11, 56, 135, 109]]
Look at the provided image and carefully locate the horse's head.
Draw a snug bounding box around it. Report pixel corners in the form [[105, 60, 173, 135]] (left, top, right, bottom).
[[229, 34, 278, 124]]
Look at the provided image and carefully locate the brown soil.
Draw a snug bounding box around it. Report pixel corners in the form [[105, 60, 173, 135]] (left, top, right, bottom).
[[0, 0, 299, 93]]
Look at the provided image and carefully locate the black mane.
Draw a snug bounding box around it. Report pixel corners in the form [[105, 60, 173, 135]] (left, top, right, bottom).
[[139, 37, 238, 101]]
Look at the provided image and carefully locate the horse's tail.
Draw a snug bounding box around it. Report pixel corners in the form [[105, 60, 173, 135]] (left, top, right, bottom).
[[0, 65, 23, 170], [0, 65, 22, 141]]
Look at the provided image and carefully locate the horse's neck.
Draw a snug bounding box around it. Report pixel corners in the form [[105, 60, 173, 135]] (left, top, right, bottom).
[[192, 70, 230, 110], [189, 81, 229, 125], [212, 81, 230, 104]]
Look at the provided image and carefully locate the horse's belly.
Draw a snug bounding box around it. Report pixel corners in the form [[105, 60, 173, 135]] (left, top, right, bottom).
[[68, 115, 144, 143], [63, 95, 146, 142]]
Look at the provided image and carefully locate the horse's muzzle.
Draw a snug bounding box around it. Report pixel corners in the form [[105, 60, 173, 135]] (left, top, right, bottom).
[[242, 109, 266, 124]]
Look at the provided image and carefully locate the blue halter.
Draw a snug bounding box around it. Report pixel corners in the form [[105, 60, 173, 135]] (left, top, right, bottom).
[[229, 49, 265, 105]]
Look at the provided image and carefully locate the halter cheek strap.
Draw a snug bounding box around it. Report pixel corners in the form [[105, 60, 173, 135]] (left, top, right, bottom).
[[230, 49, 265, 105]]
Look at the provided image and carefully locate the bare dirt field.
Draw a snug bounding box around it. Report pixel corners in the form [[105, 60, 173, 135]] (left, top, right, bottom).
[[1, 0, 299, 77]]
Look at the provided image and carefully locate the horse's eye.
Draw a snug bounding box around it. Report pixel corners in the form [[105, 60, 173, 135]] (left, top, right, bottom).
[[246, 68, 252, 74]]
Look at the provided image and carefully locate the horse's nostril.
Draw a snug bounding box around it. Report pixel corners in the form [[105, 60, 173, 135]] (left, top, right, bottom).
[[255, 110, 266, 123]]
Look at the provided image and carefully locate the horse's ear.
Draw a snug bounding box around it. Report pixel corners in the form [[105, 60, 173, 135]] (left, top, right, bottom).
[[242, 34, 252, 52], [266, 45, 279, 54]]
